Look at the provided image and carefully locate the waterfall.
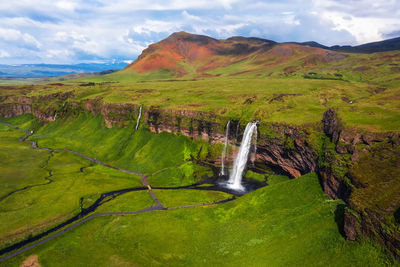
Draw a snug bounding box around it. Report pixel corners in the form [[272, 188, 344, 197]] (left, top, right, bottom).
[[220, 120, 231, 176], [135, 105, 142, 130], [227, 121, 258, 191], [251, 127, 257, 165]]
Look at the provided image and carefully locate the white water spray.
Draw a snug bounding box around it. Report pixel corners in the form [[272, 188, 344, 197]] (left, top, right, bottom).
[[227, 121, 258, 191], [251, 128, 257, 165], [135, 105, 142, 130], [220, 120, 231, 176]]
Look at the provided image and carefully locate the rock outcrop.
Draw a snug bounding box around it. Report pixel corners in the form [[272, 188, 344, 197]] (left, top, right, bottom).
[[320, 108, 400, 261]]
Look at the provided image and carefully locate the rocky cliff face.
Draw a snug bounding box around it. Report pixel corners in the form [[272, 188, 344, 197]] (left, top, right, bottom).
[[0, 92, 318, 178], [143, 107, 318, 178], [256, 127, 317, 178], [321, 108, 400, 261], [1, 93, 399, 260]]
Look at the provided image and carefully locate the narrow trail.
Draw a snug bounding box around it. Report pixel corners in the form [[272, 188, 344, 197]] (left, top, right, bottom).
[[0, 121, 237, 262]]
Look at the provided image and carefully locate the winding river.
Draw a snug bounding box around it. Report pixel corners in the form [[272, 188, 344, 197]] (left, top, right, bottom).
[[0, 122, 237, 262]]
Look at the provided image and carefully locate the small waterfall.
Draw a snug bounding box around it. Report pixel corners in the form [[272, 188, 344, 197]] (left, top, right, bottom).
[[135, 105, 142, 130], [220, 120, 231, 176], [227, 121, 258, 191], [251, 127, 257, 165]]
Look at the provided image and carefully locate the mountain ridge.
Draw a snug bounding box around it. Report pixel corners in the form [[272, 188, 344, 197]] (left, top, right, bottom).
[[122, 31, 400, 80]]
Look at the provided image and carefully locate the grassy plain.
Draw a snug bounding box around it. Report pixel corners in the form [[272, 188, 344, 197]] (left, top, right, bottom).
[[3, 173, 395, 266], [0, 127, 49, 198], [0, 114, 218, 253], [0, 120, 145, 250], [11, 74, 397, 132]]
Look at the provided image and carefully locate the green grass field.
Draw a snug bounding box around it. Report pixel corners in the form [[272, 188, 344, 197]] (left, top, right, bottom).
[[0, 114, 397, 266], [8, 74, 396, 132], [0, 121, 145, 250], [3, 173, 395, 266]]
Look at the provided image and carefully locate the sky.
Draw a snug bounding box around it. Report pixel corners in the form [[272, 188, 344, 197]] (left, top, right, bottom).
[[0, 0, 399, 64]]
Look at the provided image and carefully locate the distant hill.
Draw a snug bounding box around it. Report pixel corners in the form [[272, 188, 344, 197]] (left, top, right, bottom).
[[0, 62, 129, 78], [329, 37, 400, 53], [291, 37, 400, 53]]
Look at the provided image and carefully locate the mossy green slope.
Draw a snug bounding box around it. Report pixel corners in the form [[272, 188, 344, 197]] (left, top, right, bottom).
[[30, 113, 206, 175]]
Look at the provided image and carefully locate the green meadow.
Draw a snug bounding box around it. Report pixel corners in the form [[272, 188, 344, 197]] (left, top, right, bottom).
[[3, 173, 394, 266], [16, 74, 399, 132], [0, 114, 397, 266]]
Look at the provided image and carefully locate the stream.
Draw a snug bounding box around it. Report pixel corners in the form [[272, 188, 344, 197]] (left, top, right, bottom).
[[0, 122, 239, 262]]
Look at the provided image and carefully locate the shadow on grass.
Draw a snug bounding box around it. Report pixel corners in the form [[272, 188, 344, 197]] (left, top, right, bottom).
[[394, 208, 400, 224], [335, 203, 346, 238]]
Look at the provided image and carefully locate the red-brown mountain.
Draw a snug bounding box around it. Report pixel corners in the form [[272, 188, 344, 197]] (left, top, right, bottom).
[[124, 31, 349, 78], [123, 31, 400, 79]]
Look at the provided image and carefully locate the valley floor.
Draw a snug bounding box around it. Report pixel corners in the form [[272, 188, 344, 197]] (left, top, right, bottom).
[[0, 115, 396, 266]]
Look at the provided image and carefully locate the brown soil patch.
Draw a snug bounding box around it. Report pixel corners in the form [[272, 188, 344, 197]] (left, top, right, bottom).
[[391, 67, 400, 73], [186, 104, 202, 107], [341, 96, 350, 102], [268, 93, 302, 103], [136, 89, 155, 94], [20, 255, 40, 267], [243, 96, 257, 104], [353, 66, 371, 72], [194, 73, 218, 78], [283, 66, 298, 74]]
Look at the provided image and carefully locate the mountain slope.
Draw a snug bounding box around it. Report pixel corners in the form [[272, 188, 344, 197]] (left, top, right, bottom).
[[330, 37, 400, 53], [122, 31, 400, 81], [290, 37, 400, 53], [123, 31, 349, 79]]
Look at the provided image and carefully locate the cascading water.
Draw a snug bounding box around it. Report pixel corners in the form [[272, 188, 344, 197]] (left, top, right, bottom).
[[135, 105, 142, 130], [220, 120, 231, 176], [227, 121, 258, 191], [251, 128, 257, 165]]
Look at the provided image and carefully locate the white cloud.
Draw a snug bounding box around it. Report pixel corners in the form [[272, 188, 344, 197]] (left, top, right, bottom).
[[0, 28, 41, 48], [0, 0, 399, 64], [312, 0, 400, 44], [0, 50, 10, 58], [56, 1, 77, 11], [182, 10, 204, 22]]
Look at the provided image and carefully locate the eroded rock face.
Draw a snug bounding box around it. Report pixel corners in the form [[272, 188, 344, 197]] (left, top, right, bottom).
[[257, 133, 317, 178], [0, 103, 32, 118], [321, 108, 400, 261], [322, 108, 341, 143], [343, 210, 358, 241]]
